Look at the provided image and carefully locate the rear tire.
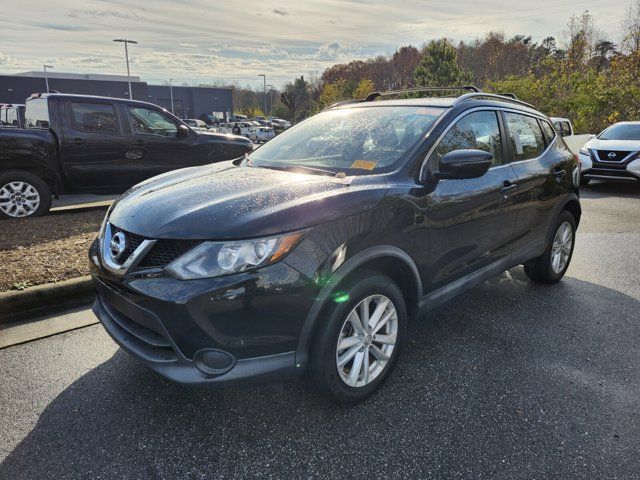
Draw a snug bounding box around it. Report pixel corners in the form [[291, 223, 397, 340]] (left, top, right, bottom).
[[0, 171, 52, 220], [311, 270, 407, 404], [524, 210, 576, 283]]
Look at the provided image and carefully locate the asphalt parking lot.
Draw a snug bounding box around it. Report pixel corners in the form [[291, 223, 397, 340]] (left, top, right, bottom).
[[1, 181, 639, 480]]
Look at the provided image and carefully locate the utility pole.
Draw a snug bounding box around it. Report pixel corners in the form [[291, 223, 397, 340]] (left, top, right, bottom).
[[258, 74, 266, 115], [113, 38, 138, 99], [43, 65, 53, 93], [169, 78, 175, 115]]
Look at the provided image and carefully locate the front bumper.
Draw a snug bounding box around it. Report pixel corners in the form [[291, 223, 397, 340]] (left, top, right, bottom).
[[90, 258, 318, 386], [580, 152, 640, 182]]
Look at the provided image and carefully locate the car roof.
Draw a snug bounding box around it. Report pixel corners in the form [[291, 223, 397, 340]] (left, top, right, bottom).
[[29, 93, 167, 110], [611, 121, 640, 125], [329, 95, 544, 117]]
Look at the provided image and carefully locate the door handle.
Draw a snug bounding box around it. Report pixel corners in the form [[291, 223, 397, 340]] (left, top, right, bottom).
[[499, 182, 517, 196], [553, 168, 566, 182], [126, 150, 143, 160]]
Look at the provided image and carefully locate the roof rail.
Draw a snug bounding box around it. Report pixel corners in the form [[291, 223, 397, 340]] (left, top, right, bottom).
[[454, 92, 535, 109], [363, 86, 480, 102]]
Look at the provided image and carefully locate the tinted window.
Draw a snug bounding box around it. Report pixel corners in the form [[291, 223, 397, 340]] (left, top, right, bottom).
[[598, 124, 640, 140], [25, 98, 50, 129], [432, 110, 503, 166], [69, 102, 118, 133], [249, 106, 445, 174], [541, 120, 556, 143], [505, 113, 545, 161], [129, 107, 178, 137]]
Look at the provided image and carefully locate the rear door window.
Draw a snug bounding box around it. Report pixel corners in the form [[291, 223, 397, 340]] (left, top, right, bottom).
[[69, 102, 119, 133], [504, 113, 545, 161], [432, 110, 503, 167], [24, 98, 50, 129]]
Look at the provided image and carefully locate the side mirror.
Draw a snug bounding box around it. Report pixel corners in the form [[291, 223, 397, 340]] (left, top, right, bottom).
[[434, 149, 493, 180], [177, 124, 190, 138]]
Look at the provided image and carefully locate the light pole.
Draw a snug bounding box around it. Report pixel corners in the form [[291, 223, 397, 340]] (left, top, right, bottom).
[[113, 38, 138, 99], [43, 65, 54, 93], [258, 74, 266, 116], [266, 84, 274, 117], [169, 78, 175, 115]]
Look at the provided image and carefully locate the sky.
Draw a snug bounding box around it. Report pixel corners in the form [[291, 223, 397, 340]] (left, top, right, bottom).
[[0, 0, 633, 89]]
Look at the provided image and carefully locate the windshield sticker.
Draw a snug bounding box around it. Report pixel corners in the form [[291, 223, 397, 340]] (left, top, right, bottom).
[[351, 160, 377, 170]]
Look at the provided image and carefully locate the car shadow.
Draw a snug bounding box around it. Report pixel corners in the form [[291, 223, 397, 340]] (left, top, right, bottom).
[[2, 268, 639, 479], [581, 180, 640, 199]]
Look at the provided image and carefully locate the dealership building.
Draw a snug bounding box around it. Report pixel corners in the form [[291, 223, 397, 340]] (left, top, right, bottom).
[[0, 71, 233, 120]]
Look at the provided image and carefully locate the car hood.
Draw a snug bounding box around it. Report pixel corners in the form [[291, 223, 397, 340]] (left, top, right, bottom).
[[585, 138, 640, 151], [195, 131, 251, 144], [108, 162, 387, 239]]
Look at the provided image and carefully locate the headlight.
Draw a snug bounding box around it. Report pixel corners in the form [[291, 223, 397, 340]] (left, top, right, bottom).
[[166, 232, 305, 280], [579, 147, 590, 156]]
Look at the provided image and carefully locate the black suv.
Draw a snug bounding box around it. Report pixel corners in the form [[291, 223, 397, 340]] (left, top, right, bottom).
[[90, 87, 581, 403]]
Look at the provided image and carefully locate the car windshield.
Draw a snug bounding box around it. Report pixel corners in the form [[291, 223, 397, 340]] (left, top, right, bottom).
[[248, 105, 445, 174], [598, 124, 640, 140]]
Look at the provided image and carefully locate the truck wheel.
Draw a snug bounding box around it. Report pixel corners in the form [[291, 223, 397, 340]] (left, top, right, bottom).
[[0, 171, 52, 219], [524, 210, 576, 284], [311, 271, 407, 404]]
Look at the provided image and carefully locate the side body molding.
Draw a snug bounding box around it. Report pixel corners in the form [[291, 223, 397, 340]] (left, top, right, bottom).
[[294, 245, 422, 369]]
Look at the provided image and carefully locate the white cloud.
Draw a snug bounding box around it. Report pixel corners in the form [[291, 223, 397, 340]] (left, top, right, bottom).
[[0, 0, 628, 88]]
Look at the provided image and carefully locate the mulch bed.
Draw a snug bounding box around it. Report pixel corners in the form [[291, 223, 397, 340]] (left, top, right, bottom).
[[0, 210, 105, 292]]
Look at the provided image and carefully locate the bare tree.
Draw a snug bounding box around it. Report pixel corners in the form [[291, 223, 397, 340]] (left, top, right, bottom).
[[621, 0, 640, 53]]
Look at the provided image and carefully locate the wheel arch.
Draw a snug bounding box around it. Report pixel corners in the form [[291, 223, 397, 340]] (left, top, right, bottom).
[[294, 245, 422, 369]]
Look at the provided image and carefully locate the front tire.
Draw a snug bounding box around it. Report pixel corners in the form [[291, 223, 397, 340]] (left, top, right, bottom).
[[0, 171, 52, 219], [524, 210, 576, 283], [311, 271, 407, 404]]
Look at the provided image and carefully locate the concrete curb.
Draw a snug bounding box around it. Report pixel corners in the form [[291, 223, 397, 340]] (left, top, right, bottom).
[[0, 276, 95, 325]]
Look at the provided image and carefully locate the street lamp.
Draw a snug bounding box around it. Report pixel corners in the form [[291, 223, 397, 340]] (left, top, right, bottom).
[[267, 84, 274, 117], [169, 78, 175, 115], [113, 38, 138, 99], [258, 74, 266, 116], [43, 65, 54, 93]]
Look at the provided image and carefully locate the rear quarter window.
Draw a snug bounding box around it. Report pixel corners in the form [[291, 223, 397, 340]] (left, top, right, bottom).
[[25, 98, 50, 129]]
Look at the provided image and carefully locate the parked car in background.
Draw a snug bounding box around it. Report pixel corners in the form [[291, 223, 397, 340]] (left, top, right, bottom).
[[200, 113, 222, 126], [230, 114, 248, 122], [217, 122, 233, 134], [91, 87, 580, 403], [249, 125, 275, 143], [550, 117, 593, 155], [270, 117, 291, 128], [183, 118, 213, 132], [0, 93, 253, 219], [0, 104, 25, 128], [579, 121, 640, 185], [231, 121, 253, 137]]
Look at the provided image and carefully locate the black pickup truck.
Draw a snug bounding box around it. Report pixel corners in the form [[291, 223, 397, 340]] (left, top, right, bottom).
[[0, 93, 253, 219]]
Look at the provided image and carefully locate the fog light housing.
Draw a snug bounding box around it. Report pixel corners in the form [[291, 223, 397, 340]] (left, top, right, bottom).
[[193, 349, 236, 376]]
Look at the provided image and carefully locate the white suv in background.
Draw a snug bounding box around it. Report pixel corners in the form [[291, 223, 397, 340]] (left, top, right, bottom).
[[249, 126, 275, 143], [579, 121, 640, 185]]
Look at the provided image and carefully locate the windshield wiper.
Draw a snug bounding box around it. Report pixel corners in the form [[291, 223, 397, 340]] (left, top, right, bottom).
[[249, 162, 345, 178]]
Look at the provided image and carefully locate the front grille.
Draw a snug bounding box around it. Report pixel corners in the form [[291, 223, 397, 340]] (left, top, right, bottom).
[[111, 226, 145, 263], [139, 239, 201, 268], [109, 224, 200, 270], [596, 150, 632, 162]]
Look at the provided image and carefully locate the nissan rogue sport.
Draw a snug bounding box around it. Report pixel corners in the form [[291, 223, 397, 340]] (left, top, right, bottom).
[[90, 87, 581, 403]]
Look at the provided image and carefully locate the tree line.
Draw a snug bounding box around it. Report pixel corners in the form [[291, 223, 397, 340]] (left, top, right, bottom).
[[232, 3, 640, 134]]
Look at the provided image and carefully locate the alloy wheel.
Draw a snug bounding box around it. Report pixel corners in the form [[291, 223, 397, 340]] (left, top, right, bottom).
[[0, 181, 41, 218], [551, 221, 573, 274], [335, 294, 398, 388]]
